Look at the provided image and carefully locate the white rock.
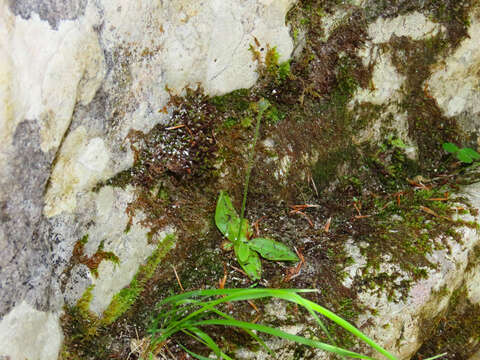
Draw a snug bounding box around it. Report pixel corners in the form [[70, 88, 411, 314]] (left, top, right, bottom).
[[44, 126, 113, 217], [368, 12, 445, 44], [426, 6, 480, 119], [0, 3, 105, 154], [352, 50, 406, 105], [0, 301, 63, 360], [86, 186, 175, 315], [342, 238, 367, 288], [354, 182, 480, 359], [465, 263, 480, 304]]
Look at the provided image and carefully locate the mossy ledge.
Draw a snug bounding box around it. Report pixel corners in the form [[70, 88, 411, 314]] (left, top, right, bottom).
[[60, 234, 175, 359]]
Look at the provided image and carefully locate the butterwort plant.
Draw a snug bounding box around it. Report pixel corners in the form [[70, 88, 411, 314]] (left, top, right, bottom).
[[215, 98, 298, 280]]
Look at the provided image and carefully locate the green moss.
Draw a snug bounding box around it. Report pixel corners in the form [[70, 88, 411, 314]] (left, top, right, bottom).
[[101, 233, 176, 325], [73, 237, 120, 278], [210, 88, 250, 113], [79, 234, 89, 245], [415, 286, 480, 359], [76, 285, 95, 318]]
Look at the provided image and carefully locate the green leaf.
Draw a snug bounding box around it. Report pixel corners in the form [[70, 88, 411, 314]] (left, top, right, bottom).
[[184, 327, 234, 360], [215, 191, 239, 236], [249, 238, 299, 261], [179, 345, 212, 360], [227, 218, 249, 243], [235, 242, 251, 263], [462, 147, 480, 160], [442, 142, 459, 154], [456, 148, 474, 163], [239, 252, 261, 280], [390, 138, 407, 149]]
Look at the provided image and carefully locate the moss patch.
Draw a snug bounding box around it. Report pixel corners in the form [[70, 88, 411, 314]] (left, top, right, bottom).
[[60, 234, 175, 358], [71, 235, 120, 278], [101, 233, 175, 325], [414, 286, 480, 360]]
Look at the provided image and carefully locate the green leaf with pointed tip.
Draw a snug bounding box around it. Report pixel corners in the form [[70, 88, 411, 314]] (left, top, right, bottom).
[[215, 191, 240, 236], [442, 142, 459, 154], [249, 238, 298, 261], [239, 251, 261, 280], [236, 242, 251, 263], [456, 148, 474, 163], [227, 218, 249, 243], [462, 147, 480, 160]]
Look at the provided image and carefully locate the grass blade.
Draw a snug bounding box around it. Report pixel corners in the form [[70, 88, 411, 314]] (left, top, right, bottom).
[[152, 288, 398, 360], [157, 288, 315, 307], [424, 353, 447, 360], [179, 344, 213, 360], [191, 319, 376, 359], [275, 293, 397, 360], [186, 326, 234, 360], [208, 306, 275, 357]]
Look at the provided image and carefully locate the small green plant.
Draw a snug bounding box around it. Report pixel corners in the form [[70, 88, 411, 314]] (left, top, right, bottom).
[[265, 46, 291, 82], [215, 99, 298, 280], [215, 191, 298, 280], [442, 142, 480, 164], [148, 288, 446, 360]]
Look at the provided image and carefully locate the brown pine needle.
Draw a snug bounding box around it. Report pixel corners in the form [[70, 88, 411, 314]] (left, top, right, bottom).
[[353, 202, 362, 216], [420, 205, 438, 217], [247, 300, 260, 313], [229, 264, 248, 277], [324, 217, 332, 233], [284, 248, 305, 282], [172, 265, 184, 292], [427, 192, 449, 201], [218, 264, 228, 289], [165, 124, 185, 130], [252, 216, 266, 237], [420, 205, 452, 221], [290, 204, 320, 210]]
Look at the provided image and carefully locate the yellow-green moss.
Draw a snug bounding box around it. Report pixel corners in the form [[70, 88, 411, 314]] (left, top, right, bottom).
[[76, 284, 95, 318], [61, 234, 176, 359], [101, 233, 176, 325]]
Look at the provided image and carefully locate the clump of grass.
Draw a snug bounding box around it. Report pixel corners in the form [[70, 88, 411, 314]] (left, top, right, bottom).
[[148, 288, 445, 360]]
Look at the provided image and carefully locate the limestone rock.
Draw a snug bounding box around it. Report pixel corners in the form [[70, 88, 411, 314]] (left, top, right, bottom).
[[0, 301, 63, 360], [426, 6, 480, 135], [354, 183, 480, 359], [0, 0, 296, 358]]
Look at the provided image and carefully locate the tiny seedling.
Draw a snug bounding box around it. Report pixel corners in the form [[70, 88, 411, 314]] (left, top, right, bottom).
[[442, 142, 480, 164], [215, 98, 297, 280]]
